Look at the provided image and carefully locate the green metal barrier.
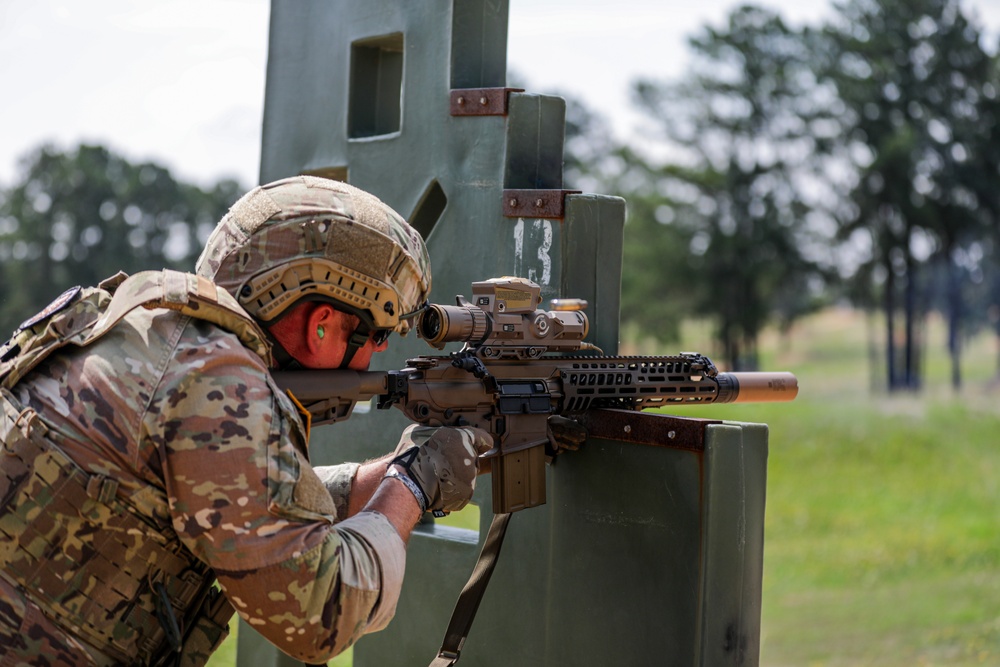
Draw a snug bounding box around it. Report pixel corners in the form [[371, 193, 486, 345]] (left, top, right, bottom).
[[238, 2, 767, 665], [356, 416, 767, 666]]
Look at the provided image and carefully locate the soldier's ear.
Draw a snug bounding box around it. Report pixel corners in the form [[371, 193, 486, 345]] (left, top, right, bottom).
[[306, 304, 339, 354]]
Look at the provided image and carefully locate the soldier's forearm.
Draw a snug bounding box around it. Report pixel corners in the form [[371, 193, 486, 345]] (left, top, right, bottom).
[[363, 475, 423, 544], [347, 454, 397, 517]]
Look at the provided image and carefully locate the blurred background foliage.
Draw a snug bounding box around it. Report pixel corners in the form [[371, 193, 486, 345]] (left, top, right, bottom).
[[7, 0, 994, 393], [0, 143, 242, 333]]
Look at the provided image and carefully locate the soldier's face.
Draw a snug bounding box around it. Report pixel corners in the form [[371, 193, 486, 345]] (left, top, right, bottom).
[[316, 308, 389, 371]]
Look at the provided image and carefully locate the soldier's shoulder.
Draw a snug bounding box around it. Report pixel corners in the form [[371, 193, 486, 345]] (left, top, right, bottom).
[[166, 310, 274, 385], [108, 306, 269, 378]]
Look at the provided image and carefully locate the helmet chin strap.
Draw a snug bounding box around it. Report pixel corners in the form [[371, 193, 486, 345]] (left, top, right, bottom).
[[339, 325, 371, 369]]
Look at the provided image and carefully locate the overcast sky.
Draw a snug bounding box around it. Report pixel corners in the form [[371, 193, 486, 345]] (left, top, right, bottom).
[[1, 0, 997, 189]]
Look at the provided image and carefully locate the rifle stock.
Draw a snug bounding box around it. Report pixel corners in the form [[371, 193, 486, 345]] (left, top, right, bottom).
[[272, 277, 798, 514]]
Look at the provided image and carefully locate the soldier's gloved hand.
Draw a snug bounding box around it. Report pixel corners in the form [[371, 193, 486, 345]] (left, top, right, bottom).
[[545, 415, 588, 458], [386, 424, 493, 514]]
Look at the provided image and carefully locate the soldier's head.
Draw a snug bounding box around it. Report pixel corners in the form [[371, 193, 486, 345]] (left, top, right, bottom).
[[196, 175, 431, 370]]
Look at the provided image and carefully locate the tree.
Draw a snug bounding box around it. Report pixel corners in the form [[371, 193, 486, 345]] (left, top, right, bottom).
[[555, 91, 700, 347], [0, 143, 244, 337], [821, 0, 1000, 390], [627, 5, 833, 369], [970, 46, 1000, 381]]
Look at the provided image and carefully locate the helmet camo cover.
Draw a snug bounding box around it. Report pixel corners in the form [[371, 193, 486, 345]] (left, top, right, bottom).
[[196, 175, 431, 335]]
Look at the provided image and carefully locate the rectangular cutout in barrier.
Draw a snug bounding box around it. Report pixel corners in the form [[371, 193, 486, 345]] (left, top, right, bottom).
[[349, 33, 404, 139]]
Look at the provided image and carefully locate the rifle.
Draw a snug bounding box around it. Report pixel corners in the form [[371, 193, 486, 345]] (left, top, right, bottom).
[[272, 276, 797, 515], [273, 276, 797, 666]]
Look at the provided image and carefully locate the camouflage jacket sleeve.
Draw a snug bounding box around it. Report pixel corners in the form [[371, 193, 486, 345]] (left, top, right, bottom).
[[144, 317, 406, 662], [313, 462, 361, 520]]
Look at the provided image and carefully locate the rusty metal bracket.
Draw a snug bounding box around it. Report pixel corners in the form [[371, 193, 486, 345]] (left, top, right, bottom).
[[450, 88, 524, 116], [502, 189, 582, 220], [576, 409, 722, 451]]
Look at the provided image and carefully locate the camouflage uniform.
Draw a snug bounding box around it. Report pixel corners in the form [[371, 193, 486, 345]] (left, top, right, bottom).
[[0, 177, 460, 665], [0, 294, 406, 665]]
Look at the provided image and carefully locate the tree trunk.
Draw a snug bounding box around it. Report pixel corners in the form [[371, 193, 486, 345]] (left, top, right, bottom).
[[885, 263, 898, 391], [995, 311, 1000, 383], [866, 308, 881, 392], [719, 321, 738, 371], [903, 248, 918, 390], [744, 334, 760, 372], [946, 252, 962, 391], [995, 269, 1000, 382]]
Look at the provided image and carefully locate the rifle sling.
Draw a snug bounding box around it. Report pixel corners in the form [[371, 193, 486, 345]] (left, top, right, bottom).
[[429, 511, 512, 667]]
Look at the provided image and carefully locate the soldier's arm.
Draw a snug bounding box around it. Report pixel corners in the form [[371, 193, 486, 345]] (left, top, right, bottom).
[[363, 467, 423, 544], [313, 454, 399, 522], [147, 327, 409, 662], [345, 456, 400, 515]]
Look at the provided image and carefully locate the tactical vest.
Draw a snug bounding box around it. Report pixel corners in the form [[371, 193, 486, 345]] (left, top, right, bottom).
[[0, 270, 273, 666]]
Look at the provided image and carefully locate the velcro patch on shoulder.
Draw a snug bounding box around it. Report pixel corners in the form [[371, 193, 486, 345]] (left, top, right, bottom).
[[18, 286, 82, 331]]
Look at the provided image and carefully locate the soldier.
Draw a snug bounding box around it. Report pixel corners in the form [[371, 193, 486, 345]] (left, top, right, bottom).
[[0, 175, 491, 665]]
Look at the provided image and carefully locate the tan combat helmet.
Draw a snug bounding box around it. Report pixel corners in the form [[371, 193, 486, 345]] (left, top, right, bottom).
[[196, 175, 431, 365]]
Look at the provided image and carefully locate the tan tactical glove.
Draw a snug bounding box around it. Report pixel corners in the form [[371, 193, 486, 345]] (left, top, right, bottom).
[[545, 415, 588, 458], [386, 424, 493, 514]]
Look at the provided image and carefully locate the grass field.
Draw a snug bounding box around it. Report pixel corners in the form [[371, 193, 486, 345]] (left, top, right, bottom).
[[211, 307, 1000, 666], [666, 308, 1000, 666]]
